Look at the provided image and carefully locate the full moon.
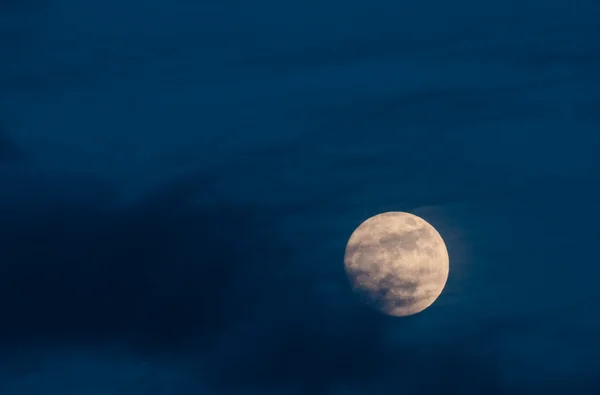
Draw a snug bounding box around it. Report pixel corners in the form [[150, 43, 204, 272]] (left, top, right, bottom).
[[344, 212, 449, 317]]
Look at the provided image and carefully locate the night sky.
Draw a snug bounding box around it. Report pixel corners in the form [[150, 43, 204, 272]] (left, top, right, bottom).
[[1, 0, 600, 394]]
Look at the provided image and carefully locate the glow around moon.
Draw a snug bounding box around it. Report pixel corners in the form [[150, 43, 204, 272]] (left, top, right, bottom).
[[344, 212, 449, 317]]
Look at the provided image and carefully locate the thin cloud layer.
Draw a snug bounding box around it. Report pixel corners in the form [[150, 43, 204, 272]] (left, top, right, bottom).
[[1, 0, 599, 393], [1, 170, 599, 394]]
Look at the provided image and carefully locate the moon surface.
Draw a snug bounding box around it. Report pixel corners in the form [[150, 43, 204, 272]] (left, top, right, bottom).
[[344, 212, 449, 317]]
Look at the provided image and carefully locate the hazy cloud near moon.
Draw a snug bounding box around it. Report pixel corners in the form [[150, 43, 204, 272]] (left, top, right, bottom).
[[2, 152, 600, 393]]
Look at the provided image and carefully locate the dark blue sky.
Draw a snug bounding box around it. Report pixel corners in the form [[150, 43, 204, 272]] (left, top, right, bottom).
[[1, 0, 600, 393]]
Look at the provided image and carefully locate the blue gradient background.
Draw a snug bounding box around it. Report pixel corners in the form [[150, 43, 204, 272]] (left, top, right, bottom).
[[1, 1, 599, 393]]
